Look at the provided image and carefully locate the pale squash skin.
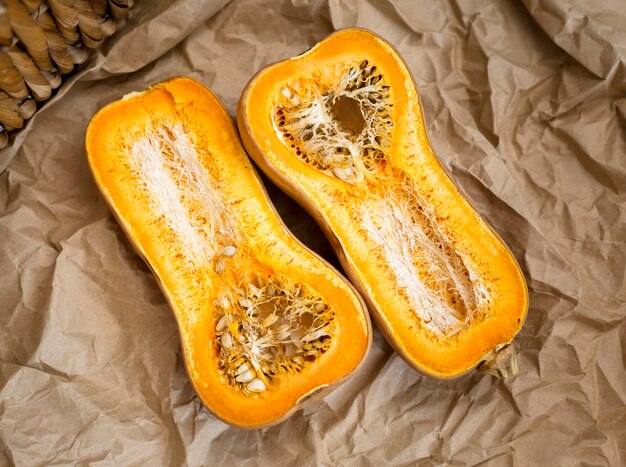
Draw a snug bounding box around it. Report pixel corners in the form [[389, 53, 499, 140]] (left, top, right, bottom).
[[238, 29, 529, 379], [86, 77, 372, 428]]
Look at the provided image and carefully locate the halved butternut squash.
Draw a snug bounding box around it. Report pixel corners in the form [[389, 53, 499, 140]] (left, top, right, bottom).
[[86, 77, 371, 428], [238, 29, 528, 379]]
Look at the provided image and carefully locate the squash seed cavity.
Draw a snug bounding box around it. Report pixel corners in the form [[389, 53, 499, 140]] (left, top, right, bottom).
[[128, 123, 238, 269], [272, 63, 493, 339], [360, 174, 492, 337], [214, 277, 334, 396], [126, 117, 338, 396], [274, 60, 392, 184]]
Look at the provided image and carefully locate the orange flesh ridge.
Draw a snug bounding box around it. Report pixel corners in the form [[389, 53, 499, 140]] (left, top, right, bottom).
[[86, 78, 370, 426], [240, 30, 528, 377]]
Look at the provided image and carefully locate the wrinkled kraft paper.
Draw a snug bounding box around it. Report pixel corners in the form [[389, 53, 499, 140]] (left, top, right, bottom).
[[1, 0, 625, 465]]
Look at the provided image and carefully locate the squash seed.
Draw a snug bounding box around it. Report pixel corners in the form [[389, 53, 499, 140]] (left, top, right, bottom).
[[236, 369, 255, 383], [214, 259, 226, 274], [262, 314, 279, 328], [332, 167, 354, 184], [236, 363, 250, 375], [249, 283, 262, 296], [221, 245, 237, 257], [221, 332, 233, 349], [216, 315, 228, 331], [247, 379, 267, 392]]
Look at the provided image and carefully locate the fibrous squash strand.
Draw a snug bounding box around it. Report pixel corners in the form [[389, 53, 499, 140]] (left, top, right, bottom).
[[361, 176, 491, 336], [129, 123, 237, 269]]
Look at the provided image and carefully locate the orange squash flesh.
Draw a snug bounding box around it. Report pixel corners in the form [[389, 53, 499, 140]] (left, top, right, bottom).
[[238, 29, 528, 379], [86, 77, 371, 428]]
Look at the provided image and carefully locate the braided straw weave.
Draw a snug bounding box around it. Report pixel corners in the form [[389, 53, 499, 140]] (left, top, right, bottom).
[[0, 0, 134, 149]]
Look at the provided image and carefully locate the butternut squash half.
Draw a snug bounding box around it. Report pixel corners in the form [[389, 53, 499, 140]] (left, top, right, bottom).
[[86, 77, 371, 428], [238, 29, 528, 379]]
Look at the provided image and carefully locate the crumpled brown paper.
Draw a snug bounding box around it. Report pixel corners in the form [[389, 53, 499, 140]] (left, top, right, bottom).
[[1, 0, 625, 465]]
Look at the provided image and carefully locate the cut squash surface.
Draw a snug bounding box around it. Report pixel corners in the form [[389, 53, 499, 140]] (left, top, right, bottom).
[[86, 77, 371, 428], [238, 29, 528, 378]]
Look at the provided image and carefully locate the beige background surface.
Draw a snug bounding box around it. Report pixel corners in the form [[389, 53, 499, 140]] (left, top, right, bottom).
[[1, 1, 625, 465]]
